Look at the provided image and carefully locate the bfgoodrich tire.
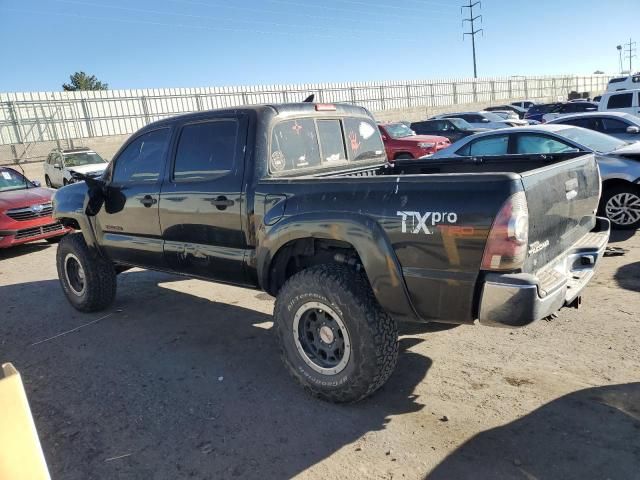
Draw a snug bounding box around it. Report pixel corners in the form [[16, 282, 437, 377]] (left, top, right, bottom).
[[599, 184, 640, 230], [56, 233, 117, 312], [274, 264, 399, 403]]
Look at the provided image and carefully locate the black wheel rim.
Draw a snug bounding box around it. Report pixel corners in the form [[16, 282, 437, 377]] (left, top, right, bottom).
[[64, 253, 86, 296], [293, 302, 351, 375]]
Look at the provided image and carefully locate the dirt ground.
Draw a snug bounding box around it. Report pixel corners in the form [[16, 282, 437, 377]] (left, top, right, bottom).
[[1, 162, 639, 479]]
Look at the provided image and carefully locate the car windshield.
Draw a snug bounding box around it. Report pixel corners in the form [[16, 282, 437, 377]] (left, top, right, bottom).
[[63, 152, 107, 167], [558, 127, 628, 153], [384, 123, 415, 139], [0, 168, 32, 192], [448, 118, 473, 129], [481, 112, 505, 122], [493, 111, 515, 120]]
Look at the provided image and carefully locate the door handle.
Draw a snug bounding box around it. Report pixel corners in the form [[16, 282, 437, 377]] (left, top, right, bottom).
[[140, 195, 157, 208], [210, 196, 234, 210]]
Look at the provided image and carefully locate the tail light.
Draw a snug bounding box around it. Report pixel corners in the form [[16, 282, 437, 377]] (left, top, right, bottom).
[[481, 191, 529, 271]]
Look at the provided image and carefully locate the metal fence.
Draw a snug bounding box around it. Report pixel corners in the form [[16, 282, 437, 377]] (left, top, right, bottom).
[[0, 74, 611, 162]]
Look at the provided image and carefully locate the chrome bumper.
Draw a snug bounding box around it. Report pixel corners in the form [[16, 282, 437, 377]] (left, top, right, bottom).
[[478, 217, 610, 327]]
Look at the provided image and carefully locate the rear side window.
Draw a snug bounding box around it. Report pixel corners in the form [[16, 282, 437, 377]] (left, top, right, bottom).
[[515, 134, 575, 154], [607, 93, 633, 109], [174, 120, 239, 181], [270, 119, 321, 172], [457, 135, 508, 156], [343, 118, 385, 161], [317, 120, 347, 164], [600, 118, 630, 133], [112, 128, 170, 184]]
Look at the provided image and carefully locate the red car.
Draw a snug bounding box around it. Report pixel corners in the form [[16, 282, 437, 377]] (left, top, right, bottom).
[[378, 122, 450, 160], [0, 166, 71, 248]]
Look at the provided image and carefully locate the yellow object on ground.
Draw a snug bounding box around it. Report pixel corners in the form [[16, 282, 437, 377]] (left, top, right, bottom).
[[0, 363, 50, 480]]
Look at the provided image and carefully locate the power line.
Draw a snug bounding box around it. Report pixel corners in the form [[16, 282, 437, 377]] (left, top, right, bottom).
[[461, 0, 483, 78], [623, 38, 637, 73]]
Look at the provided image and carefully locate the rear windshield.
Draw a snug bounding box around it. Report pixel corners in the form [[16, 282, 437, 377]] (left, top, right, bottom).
[[528, 104, 561, 114], [270, 117, 384, 174], [63, 151, 107, 167]]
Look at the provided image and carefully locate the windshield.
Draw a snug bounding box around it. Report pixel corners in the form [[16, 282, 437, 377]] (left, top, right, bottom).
[[481, 112, 506, 122], [384, 123, 415, 139], [557, 127, 627, 153], [63, 152, 107, 167], [449, 118, 473, 129], [0, 168, 32, 192]]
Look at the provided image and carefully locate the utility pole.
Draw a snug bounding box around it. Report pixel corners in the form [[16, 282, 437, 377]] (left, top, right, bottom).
[[461, 1, 483, 79], [623, 38, 637, 73], [617, 45, 623, 74]]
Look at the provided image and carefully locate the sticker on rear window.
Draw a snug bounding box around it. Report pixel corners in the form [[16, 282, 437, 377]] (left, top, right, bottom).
[[348, 131, 361, 152], [359, 122, 375, 140], [271, 150, 286, 172]]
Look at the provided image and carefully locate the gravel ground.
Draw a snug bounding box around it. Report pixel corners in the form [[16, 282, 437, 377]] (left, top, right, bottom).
[[1, 162, 639, 479]]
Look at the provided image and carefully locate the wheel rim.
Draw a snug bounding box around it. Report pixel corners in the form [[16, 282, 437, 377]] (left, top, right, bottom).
[[292, 302, 351, 375], [606, 192, 640, 226], [64, 253, 86, 297]]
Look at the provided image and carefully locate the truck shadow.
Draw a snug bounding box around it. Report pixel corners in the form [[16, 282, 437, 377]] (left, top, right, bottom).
[[426, 382, 640, 480], [614, 261, 640, 292], [1, 269, 431, 480], [608, 228, 636, 244]]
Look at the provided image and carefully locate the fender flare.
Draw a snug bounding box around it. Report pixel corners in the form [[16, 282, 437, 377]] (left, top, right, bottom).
[[256, 211, 420, 322]]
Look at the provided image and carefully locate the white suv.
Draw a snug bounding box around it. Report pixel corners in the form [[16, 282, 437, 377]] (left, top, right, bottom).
[[44, 148, 108, 188], [598, 89, 640, 117], [606, 74, 640, 91]]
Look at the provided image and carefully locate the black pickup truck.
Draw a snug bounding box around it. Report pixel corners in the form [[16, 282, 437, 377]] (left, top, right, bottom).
[[53, 102, 610, 402]]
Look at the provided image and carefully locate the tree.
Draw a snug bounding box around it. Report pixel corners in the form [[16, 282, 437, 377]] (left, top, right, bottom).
[[62, 72, 108, 91]]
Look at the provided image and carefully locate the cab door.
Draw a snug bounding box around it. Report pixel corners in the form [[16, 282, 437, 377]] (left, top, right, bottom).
[[159, 115, 250, 285], [94, 127, 172, 268]]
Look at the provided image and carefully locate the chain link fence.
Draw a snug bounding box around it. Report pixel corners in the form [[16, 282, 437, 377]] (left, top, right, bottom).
[[0, 74, 611, 164]]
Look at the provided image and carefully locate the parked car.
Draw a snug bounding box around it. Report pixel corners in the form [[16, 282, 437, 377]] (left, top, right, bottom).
[[429, 124, 640, 229], [598, 89, 640, 117], [524, 103, 563, 122], [547, 112, 640, 142], [52, 102, 608, 403], [430, 111, 519, 129], [541, 101, 598, 123], [44, 147, 109, 188], [511, 100, 536, 110], [484, 104, 527, 119], [410, 118, 488, 143], [0, 166, 71, 248], [606, 74, 640, 92], [378, 122, 450, 159]]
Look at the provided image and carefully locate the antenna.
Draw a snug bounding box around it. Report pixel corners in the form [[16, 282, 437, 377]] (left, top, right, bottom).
[[461, 0, 483, 78]]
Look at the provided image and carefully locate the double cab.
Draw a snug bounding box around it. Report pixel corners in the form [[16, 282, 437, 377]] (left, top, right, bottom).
[[53, 103, 609, 403]]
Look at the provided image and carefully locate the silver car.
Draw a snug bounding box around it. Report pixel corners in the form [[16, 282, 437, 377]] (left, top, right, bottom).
[[429, 125, 640, 229], [547, 112, 640, 142], [430, 111, 522, 129]]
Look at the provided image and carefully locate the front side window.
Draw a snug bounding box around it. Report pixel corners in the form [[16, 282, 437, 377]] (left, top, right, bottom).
[[270, 119, 320, 172], [600, 118, 630, 134], [174, 120, 239, 181], [515, 134, 576, 154], [607, 93, 633, 109], [561, 118, 593, 129], [112, 128, 170, 184]]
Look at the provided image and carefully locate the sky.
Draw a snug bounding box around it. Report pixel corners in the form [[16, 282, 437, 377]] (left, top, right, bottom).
[[0, 0, 638, 92]]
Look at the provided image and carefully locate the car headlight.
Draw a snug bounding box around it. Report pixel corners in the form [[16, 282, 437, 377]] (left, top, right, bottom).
[[418, 142, 436, 148]]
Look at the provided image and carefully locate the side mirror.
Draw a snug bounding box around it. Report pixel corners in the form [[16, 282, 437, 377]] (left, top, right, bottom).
[[626, 126, 640, 134], [54, 164, 62, 170], [381, 135, 388, 141], [31, 180, 41, 187], [482, 118, 491, 123]]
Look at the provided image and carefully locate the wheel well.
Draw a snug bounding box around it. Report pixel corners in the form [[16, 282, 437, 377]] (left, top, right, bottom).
[[602, 178, 637, 193], [266, 238, 363, 296], [394, 152, 414, 159], [59, 217, 81, 230]]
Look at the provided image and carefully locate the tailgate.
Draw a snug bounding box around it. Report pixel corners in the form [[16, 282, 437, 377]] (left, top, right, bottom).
[[520, 153, 600, 273]]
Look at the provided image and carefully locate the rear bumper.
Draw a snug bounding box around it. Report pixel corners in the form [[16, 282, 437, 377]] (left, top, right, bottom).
[[477, 217, 610, 327]]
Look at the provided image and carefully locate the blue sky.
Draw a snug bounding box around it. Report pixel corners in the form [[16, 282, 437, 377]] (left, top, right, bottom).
[[0, 0, 637, 92]]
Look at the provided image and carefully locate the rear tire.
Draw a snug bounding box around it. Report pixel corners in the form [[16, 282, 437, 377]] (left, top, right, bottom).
[[56, 233, 116, 312], [274, 264, 399, 403], [599, 184, 640, 230]]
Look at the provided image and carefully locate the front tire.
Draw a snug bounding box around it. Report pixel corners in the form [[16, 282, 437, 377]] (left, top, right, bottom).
[[45, 175, 52, 188], [56, 233, 117, 312], [274, 264, 399, 403], [599, 184, 640, 230]]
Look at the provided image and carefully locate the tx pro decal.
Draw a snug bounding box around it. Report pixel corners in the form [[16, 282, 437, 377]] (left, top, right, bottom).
[[397, 211, 458, 234]]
